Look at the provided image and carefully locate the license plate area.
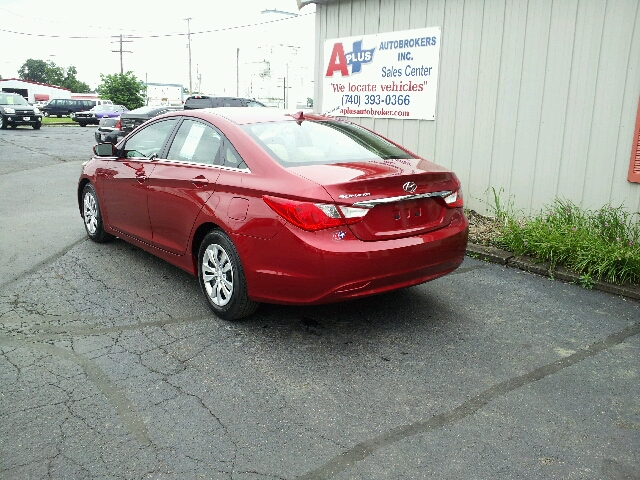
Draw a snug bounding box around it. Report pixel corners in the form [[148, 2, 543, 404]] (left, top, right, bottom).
[[23, 116, 31, 121], [347, 197, 447, 241]]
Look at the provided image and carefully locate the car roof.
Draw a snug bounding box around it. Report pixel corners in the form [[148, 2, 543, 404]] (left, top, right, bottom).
[[195, 108, 323, 125]]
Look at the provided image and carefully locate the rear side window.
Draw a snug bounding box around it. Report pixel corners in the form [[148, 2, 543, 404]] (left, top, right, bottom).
[[167, 119, 221, 165], [222, 98, 242, 107]]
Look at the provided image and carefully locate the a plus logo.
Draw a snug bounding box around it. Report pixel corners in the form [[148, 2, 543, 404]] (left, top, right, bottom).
[[325, 40, 375, 77]]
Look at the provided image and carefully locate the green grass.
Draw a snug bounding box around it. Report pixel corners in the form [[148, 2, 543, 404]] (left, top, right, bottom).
[[486, 190, 640, 286], [42, 116, 76, 125]]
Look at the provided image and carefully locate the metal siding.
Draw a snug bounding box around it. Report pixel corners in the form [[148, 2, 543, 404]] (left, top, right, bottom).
[[557, 0, 606, 205], [509, 0, 553, 213], [488, 0, 528, 204], [451, 0, 485, 196], [338, 0, 352, 35], [469, 0, 505, 209], [314, 0, 640, 215], [583, 0, 638, 207], [530, 0, 578, 213]]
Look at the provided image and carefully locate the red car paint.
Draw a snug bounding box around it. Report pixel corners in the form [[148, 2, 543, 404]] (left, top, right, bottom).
[[79, 108, 468, 307]]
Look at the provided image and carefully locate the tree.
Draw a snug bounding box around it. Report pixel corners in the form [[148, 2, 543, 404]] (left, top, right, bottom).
[[62, 66, 91, 93], [97, 72, 145, 110], [18, 59, 48, 83], [18, 58, 91, 92]]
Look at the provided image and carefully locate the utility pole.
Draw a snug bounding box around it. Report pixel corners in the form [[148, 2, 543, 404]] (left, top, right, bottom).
[[282, 76, 287, 109], [184, 18, 193, 94], [111, 35, 133, 74], [236, 48, 240, 97]]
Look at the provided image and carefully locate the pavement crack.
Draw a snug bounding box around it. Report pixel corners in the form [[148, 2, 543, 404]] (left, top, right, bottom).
[[296, 321, 640, 480], [2, 339, 151, 446]]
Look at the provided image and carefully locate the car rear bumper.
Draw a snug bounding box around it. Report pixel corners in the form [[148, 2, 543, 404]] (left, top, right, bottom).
[[237, 209, 469, 305], [95, 129, 124, 143], [74, 117, 99, 125]]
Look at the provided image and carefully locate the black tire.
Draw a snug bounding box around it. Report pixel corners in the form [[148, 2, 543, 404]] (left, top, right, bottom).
[[0, 115, 5, 130], [33, 122, 41, 130], [10, 124, 17, 129], [79, 122, 87, 127], [81, 183, 114, 243], [43, 111, 50, 117], [198, 230, 258, 321]]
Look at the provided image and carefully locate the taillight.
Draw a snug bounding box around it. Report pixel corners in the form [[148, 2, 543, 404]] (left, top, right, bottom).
[[443, 189, 463, 208], [263, 196, 368, 232], [114, 118, 121, 130]]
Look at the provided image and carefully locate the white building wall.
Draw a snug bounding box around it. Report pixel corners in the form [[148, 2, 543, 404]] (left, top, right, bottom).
[[313, 0, 640, 215], [0, 79, 71, 103]]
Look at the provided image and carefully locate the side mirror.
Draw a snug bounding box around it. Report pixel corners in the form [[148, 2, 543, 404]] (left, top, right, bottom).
[[93, 143, 117, 157]]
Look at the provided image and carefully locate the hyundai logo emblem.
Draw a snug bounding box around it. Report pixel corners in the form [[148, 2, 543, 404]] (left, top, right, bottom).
[[403, 182, 417, 193]]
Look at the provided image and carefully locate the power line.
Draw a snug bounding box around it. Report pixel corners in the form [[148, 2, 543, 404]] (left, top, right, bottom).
[[0, 13, 314, 40]]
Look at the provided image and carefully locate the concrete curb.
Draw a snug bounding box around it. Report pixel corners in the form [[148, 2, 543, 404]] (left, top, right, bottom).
[[466, 243, 640, 301]]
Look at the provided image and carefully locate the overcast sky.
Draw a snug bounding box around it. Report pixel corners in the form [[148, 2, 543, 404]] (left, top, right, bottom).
[[0, 0, 315, 97]]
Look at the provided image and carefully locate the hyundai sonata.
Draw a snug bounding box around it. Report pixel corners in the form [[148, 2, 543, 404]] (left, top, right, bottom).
[[78, 108, 468, 320]]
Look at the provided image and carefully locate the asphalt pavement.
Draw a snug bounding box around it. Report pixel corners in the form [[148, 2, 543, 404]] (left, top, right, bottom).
[[0, 126, 638, 479]]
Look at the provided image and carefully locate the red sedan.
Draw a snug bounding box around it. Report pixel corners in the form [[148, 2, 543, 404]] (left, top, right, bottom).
[[78, 108, 468, 320]]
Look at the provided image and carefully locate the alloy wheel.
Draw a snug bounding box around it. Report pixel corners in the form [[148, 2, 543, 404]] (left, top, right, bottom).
[[202, 244, 234, 307], [83, 191, 98, 235]]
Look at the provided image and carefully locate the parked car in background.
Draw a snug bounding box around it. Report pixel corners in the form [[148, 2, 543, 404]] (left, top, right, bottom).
[[0, 92, 43, 130], [94, 117, 120, 143], [183, 95, 266, 110], [73, 104, 127, 127], [78, 108, 468, 320], [42, 98, 113, 117], [94, 105, 181, 143]]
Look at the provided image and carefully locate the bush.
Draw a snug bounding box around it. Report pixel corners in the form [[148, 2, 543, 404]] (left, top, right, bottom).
[[489, 193, 640, 286]]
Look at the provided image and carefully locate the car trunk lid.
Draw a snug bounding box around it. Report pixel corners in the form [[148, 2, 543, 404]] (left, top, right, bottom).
[[289, 159, 460, 241]]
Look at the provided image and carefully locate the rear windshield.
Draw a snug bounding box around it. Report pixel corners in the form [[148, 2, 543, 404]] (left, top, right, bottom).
[[185, 98, 213, 108], [0, 94, 29, 106], [241, 120, 414, 167]]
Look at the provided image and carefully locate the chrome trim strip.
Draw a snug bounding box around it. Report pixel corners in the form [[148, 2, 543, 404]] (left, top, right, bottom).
[[352, 190, 452, 208]]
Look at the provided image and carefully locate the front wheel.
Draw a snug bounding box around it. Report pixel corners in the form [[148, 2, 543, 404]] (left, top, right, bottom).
[[82, 183, 114, 243], [79, 122, 86, 127], [198, 230, 258, 321], [0, 115, 5, 129], [33, 122, 41, 130]]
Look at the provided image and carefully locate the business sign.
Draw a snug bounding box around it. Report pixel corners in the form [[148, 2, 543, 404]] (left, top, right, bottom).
[[323, 27, 441, 120]]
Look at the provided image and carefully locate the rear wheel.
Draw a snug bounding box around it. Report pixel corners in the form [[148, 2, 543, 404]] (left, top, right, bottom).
[[82, 183, 114, 243], [198, 230, 258, 321]]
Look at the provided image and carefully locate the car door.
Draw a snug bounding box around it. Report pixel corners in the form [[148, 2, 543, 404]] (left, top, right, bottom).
[[146, 118, 222, 254], [98, 118, 179, 243]]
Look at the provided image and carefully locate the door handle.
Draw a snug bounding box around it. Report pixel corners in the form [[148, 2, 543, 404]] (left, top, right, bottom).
[[191, 175, 208, 187]]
